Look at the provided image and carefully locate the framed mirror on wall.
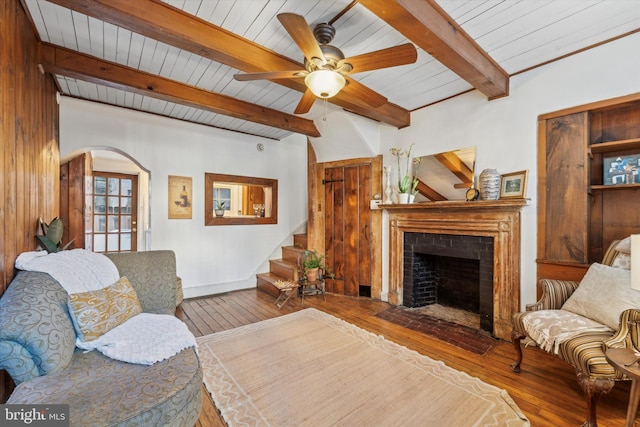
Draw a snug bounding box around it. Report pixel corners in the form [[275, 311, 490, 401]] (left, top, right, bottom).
[[204, 173, 278, 225], [413, 146, 476, 202]]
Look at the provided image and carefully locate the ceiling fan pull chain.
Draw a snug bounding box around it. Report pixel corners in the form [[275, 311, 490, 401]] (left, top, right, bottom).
[[323, 98, 328, 121]]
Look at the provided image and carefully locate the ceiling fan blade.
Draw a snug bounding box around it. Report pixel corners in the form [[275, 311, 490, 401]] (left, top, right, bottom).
[[341, 77, 387, 108], [234, 70, 305, 81], [294, 89, 317, 114], [338, 43, 418, 74], [277, 13, 326, 65]]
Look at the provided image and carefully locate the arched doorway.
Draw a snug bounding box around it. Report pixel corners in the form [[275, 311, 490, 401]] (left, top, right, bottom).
[[60, 148, 150, 252]]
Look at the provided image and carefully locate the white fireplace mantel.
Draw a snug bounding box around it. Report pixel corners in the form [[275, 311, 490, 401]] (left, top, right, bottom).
[[385, 199, 528, 341]]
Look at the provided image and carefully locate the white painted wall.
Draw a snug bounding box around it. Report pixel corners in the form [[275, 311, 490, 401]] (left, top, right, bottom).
[[308, 108, 381, 162], [59, 33, 639, 308], [59, 98, 308, 298], [380, 33, 640, 308]]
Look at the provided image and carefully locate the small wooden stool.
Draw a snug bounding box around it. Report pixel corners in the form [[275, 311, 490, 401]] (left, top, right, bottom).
[[273, 280, 299, 309]]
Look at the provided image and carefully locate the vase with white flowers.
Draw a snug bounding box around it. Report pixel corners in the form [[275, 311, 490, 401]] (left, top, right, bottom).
[[390, 144, 421, 203]]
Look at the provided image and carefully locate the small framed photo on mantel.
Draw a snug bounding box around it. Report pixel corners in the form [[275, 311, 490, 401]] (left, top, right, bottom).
[[499, 170, 528, 199]]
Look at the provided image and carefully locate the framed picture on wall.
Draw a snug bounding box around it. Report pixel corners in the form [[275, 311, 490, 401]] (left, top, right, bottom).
[[499, 170, 528, 199], [168, 175, 192, 219]]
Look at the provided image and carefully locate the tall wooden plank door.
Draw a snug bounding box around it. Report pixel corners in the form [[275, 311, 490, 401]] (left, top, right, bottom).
[[357, 165, 372, 297], [324, 164, 372, 297], [324, 167, 344, 294]]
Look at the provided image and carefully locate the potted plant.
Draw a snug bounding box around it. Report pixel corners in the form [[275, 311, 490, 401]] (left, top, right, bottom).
[[214, 200, 226, 217], [390, 143, 420, 203], [300, 249, 333, 282], [36, 217, 74, 253]]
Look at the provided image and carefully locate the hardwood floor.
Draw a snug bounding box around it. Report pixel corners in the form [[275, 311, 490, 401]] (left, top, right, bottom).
[[177, 289, 632, 427]]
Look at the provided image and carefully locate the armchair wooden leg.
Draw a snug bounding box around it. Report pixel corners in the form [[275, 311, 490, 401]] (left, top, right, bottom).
[[577, 371, 615, 427], [510, 329, 525, 373]]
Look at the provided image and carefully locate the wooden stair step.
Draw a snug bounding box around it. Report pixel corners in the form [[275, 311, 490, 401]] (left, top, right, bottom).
[[293, 233, 307, 249], [282, 245, 305, 264], [269, 259, 298, 281]]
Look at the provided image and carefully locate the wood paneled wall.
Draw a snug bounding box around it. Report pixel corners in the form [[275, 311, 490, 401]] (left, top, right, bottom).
[[1, 0, 59, 401]]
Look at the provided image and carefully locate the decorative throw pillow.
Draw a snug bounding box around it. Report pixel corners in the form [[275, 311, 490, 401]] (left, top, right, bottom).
[[561, 263, 636, 330], [612, 253, 631, 270], [616, 237, 631, 254], [68, 276, 142, 342]]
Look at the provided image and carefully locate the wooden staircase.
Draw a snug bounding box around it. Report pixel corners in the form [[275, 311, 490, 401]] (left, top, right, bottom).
[[256, 233, 307, 298]]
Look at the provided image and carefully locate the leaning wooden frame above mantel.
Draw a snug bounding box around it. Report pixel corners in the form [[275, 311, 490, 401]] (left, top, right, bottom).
[[385, 198, 528, 341]]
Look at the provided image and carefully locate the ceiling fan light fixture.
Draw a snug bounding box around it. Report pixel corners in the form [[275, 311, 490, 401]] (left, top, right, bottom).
[[304, 69, 346, 99]]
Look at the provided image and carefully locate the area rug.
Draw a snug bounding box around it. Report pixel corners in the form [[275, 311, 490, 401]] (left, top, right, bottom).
[[375, 305, 497, 355], [197, 308, 529, 426]]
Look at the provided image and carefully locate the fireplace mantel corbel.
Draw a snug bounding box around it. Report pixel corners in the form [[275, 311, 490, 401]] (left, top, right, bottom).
[[385, 199, 528, 341]]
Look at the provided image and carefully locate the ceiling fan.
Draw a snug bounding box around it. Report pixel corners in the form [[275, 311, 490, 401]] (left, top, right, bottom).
[[234, 13, 418, 114]]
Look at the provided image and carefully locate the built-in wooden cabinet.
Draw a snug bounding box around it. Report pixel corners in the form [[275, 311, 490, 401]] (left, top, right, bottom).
[[537, 93, 640, 290]]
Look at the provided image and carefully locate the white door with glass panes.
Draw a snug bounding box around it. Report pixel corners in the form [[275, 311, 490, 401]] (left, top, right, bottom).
[[91, 172, 138, 252]]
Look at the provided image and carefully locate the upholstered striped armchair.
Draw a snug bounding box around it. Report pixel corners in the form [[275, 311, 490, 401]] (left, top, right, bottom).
[[511, 239, 638, 427]]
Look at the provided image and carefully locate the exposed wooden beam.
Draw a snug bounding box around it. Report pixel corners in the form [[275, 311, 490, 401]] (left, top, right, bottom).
[[47, 0, 411, 129], [359, 0, 509, 100], [38, 43, 321, 138]]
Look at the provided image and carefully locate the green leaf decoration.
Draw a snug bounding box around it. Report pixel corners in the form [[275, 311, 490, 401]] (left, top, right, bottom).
[[36, 235, 59, 253], [46, 217, 64, 244], [35, 217, 73, 253]]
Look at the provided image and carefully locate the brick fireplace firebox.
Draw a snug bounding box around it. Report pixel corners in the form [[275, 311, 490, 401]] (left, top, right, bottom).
[[404, 233, 494, 332], [386, 200, 527, 341]]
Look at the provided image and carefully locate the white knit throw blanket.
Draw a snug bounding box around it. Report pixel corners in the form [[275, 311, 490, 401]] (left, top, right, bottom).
[[77, 313, 197, 365], [15, 249, 120, 293]]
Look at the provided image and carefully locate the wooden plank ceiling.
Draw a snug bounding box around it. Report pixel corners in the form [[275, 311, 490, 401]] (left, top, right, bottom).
[[23, 0, 640, 140]]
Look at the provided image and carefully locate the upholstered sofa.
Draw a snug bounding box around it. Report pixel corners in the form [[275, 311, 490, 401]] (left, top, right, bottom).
[[0, 250, 202, 426], [511, 238, 638, 427]]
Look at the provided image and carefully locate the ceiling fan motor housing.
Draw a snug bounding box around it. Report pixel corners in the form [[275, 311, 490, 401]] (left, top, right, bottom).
[[305, 44, 345, 69], [311, 23, 353, 75]]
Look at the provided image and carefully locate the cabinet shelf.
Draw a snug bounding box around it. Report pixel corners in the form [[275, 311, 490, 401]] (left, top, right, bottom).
[[589, 138, 640, 155], [590, 183, 640, 191]]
